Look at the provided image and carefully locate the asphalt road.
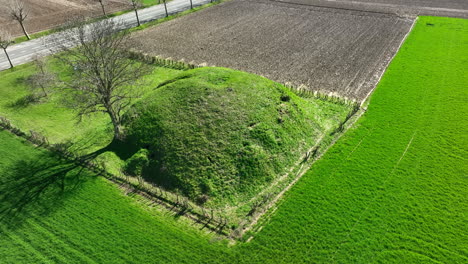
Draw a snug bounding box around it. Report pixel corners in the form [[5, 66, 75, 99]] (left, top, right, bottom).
[[0, 0, 212, 71]]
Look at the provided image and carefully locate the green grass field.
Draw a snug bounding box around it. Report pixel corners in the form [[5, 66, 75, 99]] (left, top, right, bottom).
[[0, 131, 230, 264], [236, 16, 468, 263], [0, 16, 466, 263]]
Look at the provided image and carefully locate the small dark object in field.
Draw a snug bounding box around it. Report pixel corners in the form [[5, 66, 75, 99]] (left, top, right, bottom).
[[426, 23, 435, 26], [196, 194, 210, 205], [280, 95, 290, 102]]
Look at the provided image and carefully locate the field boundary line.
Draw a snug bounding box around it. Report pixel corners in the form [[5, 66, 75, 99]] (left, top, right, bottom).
[[242, 102, 368, 239], [233, 133, 325, 210], [360, 16, 418, 107], [242, 31, 418, 235]]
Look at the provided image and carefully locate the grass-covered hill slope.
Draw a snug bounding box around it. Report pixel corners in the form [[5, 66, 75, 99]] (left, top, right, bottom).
[[123, 67, 349, 205]]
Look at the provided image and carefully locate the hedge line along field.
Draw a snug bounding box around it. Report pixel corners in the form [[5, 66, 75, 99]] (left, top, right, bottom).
[[132, 0, 414, 101], [0, 16, 466, 263], [236, 16, 468, 263]]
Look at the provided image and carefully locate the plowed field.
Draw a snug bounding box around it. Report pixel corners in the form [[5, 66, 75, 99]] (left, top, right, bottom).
[[132, 0, 414, 101], [0, 0, 128, 36], [280, 0, 468, 18]]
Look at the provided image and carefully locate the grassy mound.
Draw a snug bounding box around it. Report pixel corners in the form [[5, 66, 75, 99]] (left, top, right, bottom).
[[123, 67, 346, 205]]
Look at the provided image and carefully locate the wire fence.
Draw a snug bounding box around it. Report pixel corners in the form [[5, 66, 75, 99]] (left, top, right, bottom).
[[0, 115, 231, 236]]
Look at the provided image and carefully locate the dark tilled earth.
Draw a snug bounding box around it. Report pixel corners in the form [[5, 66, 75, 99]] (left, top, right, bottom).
[[133, 0, 414, 101], [274, 0, 468, 18]]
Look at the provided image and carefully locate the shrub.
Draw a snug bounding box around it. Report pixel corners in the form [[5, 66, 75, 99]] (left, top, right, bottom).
[[124, 149, 150, 176]]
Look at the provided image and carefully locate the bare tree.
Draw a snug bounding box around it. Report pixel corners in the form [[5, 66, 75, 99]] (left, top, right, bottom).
[[10, 0, 30, 40], [0, 30, 14, 69], [129, 0, 142, 26], [96, 0, 107, 16], [163, 0, 168, 17], [27, 57, 56, 98], [49, 19, 151, 141]]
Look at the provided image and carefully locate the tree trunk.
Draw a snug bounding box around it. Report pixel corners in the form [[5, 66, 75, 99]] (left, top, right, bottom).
[[41, 85, 48, 97], [190, 0, 193, 9], [19, 21, 30, 40], [100, 1, 107, 16], [112, 121, 123, 141], [108, 109, 123, 140], [163, 0, 168, 17], [3, 48, 13, 68], [134, 8, 140, 26]]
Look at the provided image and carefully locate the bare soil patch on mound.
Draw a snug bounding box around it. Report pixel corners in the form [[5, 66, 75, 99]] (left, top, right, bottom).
[[0, 0, 128, 36], [132, 0, 414, 101]]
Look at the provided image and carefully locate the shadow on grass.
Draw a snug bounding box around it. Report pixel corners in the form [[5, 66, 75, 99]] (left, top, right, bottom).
[[101, 138, 139, 160], [0, 152, 95, 228], [8, 94, 41, 109]]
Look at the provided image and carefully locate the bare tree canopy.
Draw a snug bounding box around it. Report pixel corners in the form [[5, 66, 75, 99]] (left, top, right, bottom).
[[28, 57, 57, 98], [0, 30, 14, 68], [50, 18, 151, 140], [9, 0, 30, 40]]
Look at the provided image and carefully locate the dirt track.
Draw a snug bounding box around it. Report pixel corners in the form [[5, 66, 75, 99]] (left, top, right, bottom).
[[132, 0, 414, 101], [0, 0, 128, 36]]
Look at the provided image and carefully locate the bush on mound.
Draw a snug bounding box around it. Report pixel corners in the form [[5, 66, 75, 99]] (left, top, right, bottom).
[[123, 67, 329, 205]]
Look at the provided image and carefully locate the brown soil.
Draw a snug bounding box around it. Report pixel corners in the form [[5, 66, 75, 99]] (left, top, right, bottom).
[[0, 0, 129, 37], [132, 0, 414, 101], [277, 0, 468, 18]]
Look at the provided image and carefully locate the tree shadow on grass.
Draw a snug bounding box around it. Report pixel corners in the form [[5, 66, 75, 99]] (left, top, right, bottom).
[[0, 152, 95, 229], [7, 94, 40, 109], [100, 138, 139, 160]]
